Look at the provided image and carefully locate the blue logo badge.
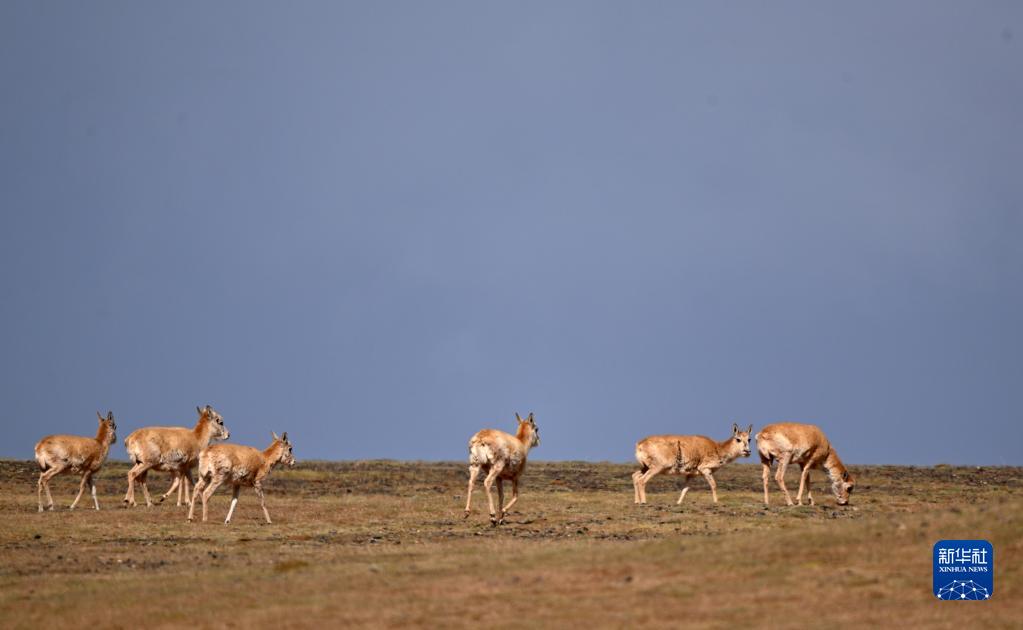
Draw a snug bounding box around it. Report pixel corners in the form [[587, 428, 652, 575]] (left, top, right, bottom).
[[933, 540, 993, 600]]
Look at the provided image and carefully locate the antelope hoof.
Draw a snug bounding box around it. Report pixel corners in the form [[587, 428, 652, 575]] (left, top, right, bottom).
[[37, 506, 43, 513], [463, 510, 470, 519]]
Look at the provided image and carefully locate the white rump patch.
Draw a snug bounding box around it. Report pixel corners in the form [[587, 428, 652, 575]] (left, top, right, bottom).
[[469, 443, 494, 466]]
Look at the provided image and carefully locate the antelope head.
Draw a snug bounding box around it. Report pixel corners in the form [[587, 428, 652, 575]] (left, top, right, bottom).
[[96, 410, 117, 444], [730, 422, 753, 458], [198, 405, 230, 442], [271, 431, 296, 467], [833, 469, 855, 505], [515, 412, 540, 448]]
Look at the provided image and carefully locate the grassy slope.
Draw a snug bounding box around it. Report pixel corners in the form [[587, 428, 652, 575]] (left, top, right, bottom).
[[0, 460, 1020, 628]]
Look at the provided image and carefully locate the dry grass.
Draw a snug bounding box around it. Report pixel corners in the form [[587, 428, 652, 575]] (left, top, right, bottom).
[[1, 460, 1020, 628]]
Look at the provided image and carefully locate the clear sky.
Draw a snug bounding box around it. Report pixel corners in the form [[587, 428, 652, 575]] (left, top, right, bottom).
[[1, 2, 1020, 464]]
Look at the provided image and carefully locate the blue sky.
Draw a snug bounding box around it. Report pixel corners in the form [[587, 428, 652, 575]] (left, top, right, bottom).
[[1, 2, 1020, 464]]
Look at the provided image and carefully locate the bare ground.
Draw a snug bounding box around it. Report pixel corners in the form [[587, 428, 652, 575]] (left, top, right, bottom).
[[1, 460, 1020, 628]]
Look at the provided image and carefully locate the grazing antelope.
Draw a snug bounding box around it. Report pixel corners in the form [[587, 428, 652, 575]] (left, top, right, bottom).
[[123, 405, 229, 508], [464, 412, 540, 525], [187, 432, 295, 524], [632, 423, 752, 505], [35, 411, 118, 512], [757, 422, 855, 506]]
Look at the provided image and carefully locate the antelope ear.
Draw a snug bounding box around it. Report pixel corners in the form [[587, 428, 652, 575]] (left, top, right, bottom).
[[197, 406, 203, 416], [107, 411, 114, 421], [97, 411, 104, 422], [732, 422, 738, 435], [272, 431, 280, 441], [282, 432, 288, 443], [746, 424, 753, 434], [528, 412, 534, 424], [515, 412, 523, 422]]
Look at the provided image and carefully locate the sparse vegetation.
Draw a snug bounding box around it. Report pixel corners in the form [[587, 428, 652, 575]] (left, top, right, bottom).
[[1, 460, 1020, 628]]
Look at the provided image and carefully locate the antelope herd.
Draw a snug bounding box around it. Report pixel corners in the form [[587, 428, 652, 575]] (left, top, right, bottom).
[[33, 408, 855, 525]]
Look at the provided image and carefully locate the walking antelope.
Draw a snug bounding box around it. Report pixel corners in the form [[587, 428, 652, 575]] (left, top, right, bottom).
[[35, 412, 118, 512], [187, 432, 295, 524], [123, 405, 229, 508], [464, 412, 540, 525], [632, 423, 752, 505], [756, 422, 855, 506]]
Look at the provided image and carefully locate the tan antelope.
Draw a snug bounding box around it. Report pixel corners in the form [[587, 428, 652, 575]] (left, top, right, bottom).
[[632, 423, 752, 505], [123, 405, 229, 508], [187, 432, 295, 524], [464, 412, 540, 525], [35, 411, 118, 512], [756, 422, 855, 506]]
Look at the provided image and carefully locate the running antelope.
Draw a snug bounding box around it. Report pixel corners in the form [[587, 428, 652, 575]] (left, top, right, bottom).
[[633, 423, 752, 505], [464, 412, 540, 525], [757, 422, 855, 506], [187, 432, 295, 524], [35, 411, 118, 512], [123, 405, 229, 508]]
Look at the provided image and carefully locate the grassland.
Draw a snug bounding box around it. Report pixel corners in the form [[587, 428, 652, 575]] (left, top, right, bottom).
[[1, 459, 1020, 628]]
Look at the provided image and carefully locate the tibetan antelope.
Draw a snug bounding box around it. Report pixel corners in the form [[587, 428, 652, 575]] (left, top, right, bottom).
[[757, 422, 855, 506], [123, 405, 229, 508], [464, 412, 540, 525], [633, 423, 752, 505], [35, 411, 118, 512], [187, 432, 295, 524]]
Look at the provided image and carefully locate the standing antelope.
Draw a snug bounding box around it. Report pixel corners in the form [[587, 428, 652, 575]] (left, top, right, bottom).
[[123, 405, 229, 508], [464, 412, 540, 525], [35, 411, 118, 512], [757, 422, 855, 506], [187, 432, 295, 524], [632, 423, 752, 505]]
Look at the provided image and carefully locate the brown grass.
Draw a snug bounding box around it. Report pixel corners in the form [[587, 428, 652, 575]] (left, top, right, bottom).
[[1, 460, 1020, 628]]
